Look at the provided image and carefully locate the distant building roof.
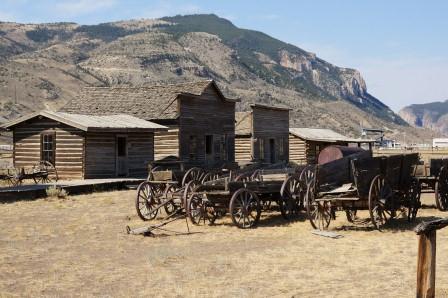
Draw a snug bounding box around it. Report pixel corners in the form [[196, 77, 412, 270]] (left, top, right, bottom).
[[289, 128, 374, 143], [2, 110, 167, 132], [60, 80, 238, 120], [250, 103, 291, 111]]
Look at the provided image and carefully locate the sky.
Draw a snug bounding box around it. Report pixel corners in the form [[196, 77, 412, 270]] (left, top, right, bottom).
[[1, 0, 447, 112]]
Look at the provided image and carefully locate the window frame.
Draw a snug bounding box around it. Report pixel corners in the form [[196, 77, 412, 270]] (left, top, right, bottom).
[[40, 131, 56, 165]]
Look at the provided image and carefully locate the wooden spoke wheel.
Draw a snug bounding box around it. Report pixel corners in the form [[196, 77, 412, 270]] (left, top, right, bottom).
[[32, 161, 58, 184], [182, 167, 205, 187], [305, 184, 331, 230], [299, 165, 315, 188], [201, 172, 220, 183], [368, 175, 394, 230], [345, 210, 358, 223], [279, 175, 303, 219], [187, 194, 217, 225], [163, 184, 179, 215], [234, 172, 251, 182], [435, 166, 448, 211], [229, 188, 261, 229], [182, 180, 200, 209], [407, 178, 421, 222], [135, 182, 161, 221], [8, 168, 22, 187]]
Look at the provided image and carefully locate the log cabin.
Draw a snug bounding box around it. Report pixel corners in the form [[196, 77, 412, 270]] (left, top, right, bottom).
[[235, 104, 290, 164], [2, 111, 167, 179], [289, 128, 374, 165], [61, 80, 238, 168]]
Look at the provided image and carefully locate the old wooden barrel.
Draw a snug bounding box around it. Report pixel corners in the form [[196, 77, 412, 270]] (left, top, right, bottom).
[[318, 145, 366, 165]]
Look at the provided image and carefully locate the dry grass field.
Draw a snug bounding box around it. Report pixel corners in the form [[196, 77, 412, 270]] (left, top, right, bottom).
[[1, 191, 448, 297]]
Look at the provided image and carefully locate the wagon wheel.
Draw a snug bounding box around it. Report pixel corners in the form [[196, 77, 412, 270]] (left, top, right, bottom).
[[305, 184, 331, 230], [229, 188, 261, 229], [368, 175, 394, 230], [234, 172, 250, 182], [187, 194, 217, 225], [201, 172, 220, 183], [182, 167, 204, 187], [32, 161, 58, 184], [407, 178, 421, 222], [299, 165, 315, 187], [135, 182, 161, 221], [182, 180, 201, 209], [345, 210, 358, 223], [279, 175, 302, 219], [8, 168, 22, 187], [435, 166, 448, 211], [163, 184, 179, 216]]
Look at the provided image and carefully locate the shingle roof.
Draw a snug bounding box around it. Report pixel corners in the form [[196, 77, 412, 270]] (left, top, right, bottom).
[[289, 128, 374, 143], [235, 112, 252, 136], [2, 111, 167, 132], [60, 80, 237, 120]]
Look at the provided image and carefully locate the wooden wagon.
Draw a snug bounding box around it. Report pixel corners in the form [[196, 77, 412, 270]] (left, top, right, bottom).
[[184, 165, 306, 229], [134, 159, 243, 221], [414, 158, 448, 211], [0, 161, 58, 187], [305, 153, 421, 230]]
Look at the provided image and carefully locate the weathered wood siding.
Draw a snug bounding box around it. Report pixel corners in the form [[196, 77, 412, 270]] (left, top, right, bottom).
[[178, 86, 236, 165], [13, 118, 84, 180], [84, 133, 115, 178], [84, 132, 154, 178], [127, 132, 154, 177], [252, 107, 289, 163], [154, 128, 179, 161], [235, 136, 252, 163]]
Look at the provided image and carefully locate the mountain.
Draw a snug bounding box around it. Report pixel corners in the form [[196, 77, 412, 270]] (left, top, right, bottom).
[[0, 14, 429, 143], [399, 100, 448, 136]]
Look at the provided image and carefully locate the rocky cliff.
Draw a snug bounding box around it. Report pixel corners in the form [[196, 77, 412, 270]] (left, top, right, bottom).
[[399, 100, 448, 136]]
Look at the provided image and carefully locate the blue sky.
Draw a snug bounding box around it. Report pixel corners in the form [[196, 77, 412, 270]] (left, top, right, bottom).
[[1, 0, 447, 111]]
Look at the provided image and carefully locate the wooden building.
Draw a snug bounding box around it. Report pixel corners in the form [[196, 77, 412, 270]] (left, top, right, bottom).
[[289, 128, 373, 165], [61, 80, 238, 167], [2, 111, 167, 179], [235, 104, 290, 164]]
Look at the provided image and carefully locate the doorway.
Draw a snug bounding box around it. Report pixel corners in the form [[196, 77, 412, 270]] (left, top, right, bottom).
[[116, 136, 128, 177], [269, 139, 275, 163]]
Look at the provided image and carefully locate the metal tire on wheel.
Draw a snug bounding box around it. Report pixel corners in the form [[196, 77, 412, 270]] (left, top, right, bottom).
[[163, 184, 178, 215], [229, 188, 261, 229], [305, 184, 331, 230], [135, 182, 159, 221], [181, 167, 204, 187], [435, 166, 448, 211], [368, 175, 394, 230]]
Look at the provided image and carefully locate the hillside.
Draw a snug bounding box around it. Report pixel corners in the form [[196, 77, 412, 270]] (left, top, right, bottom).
[[0, 14, 431, 142], [399, 100, 448, 136]]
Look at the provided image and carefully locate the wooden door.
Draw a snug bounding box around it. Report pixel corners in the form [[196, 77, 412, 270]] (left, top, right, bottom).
[[116, 136, 128, 177]]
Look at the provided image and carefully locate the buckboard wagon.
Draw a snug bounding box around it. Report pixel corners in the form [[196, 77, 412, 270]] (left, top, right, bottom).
[[413, 158, 448, 211], [185, 166, 309, 229], [305, 152, 421, 230]]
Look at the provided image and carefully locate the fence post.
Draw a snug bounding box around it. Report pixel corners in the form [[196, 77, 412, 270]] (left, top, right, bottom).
[[415, 218, 448, 298]]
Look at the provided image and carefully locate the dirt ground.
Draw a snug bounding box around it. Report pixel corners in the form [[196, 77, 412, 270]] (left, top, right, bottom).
[[1, 191, 448, 297]]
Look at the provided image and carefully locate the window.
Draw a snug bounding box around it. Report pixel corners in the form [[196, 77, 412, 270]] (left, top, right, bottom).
[[205, 135, 213, 155], [189, 136, 197, 160], [41, 133, 55, 165], [259, 138, 265, 160]]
